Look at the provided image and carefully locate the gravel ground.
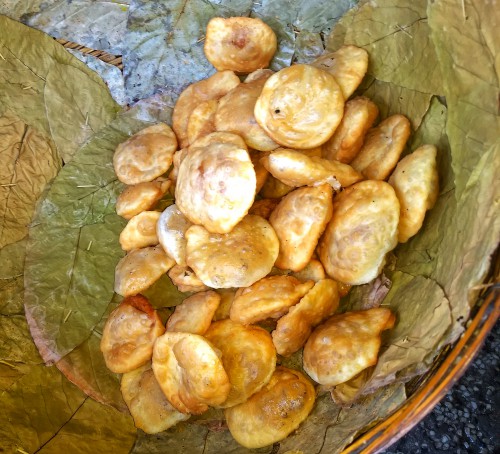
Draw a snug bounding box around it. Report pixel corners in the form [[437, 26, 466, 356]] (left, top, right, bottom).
[[383, 319, 499, 454]]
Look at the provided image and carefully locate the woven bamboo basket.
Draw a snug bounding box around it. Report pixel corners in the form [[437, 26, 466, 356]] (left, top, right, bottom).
[[58, 38, 500, 453]]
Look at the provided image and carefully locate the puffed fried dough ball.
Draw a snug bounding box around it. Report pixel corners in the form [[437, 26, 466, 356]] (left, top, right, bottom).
[[303, 308, 395, 386], [116, 178, 171, 219], [351, 114, 411, 180], [172, 70, 240, 148], [186, 99, 218, 145], [119, 211, 161, 251], [166, 290, 221, 335], [225, 367, 315, 449], [336, 281, 352, 297], [215, 74, 279, 152], [322, 97, 379, 164], [121, 363, 189, 433], [388, 144, 439, 243], [113, 123, 177, 185], [152, 332, 231, 414], [176, 142, 256, 234], [205, 319, 276, 408], [244, 68, 274, 83], [100, 295, 164, 373], [270, 184, 333, 271], [297, 146, 323, 158], [230, 275, 314, 325], [157, 204, 192, 266], [272, 279, 339, 356], [185, 215, 279, 288], [169, 149, 188, 188], [311, 45, 369, 99], [189, 130, 248, 150], [204, 17, 277, 73], [114, 245, 175, 297], [259, 174, 294, 199], [262, 148, 363, 189], [250, 150, 270, 193], [248, 198, 280, 220], [255, 64, 345, 149], [213, 289, 237, 321], [318, 180, 400, 285], [291, 259, 326, 282], [168, 265, 209, 293]]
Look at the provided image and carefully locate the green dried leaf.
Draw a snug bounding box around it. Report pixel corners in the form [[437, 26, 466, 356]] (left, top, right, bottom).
[[0, 15, 120, 163]]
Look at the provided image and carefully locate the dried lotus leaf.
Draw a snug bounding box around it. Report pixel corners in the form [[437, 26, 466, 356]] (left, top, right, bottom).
[[166, 290, 221, 335], [116, 178, 171, 219], [259, 173, 294, 199], [318, 180, 400, 285], [113, 123, 177, 185], [121, 363, 189, 434], [119, 211, 160, 251], [152, 331, 230, 414], [303, 308, 395, 386], [322, 97, 379, 164], [205, 319, 276, 408], [172, 70, 241, 148], [186, 99, 218, 145], [388, 144, 439, 243], [262, 148, 363, 189], [248, 198, 280, 219], [255, 64, 345, 149], [100, 295, 165, 373], [272, 279, 339, 356], [168, 265, 209, 293], [311, 45, 369, 99], [225, 367, 315, 449], [291, 259, 326, 282], [176, 142, 256, 234], [204, 17, 277, 73], [185, 215, 279, 289], [215, 75, 279, 151], [351, 114, 411, 180], [114, 245, 175, 297], [270, 184, 333, 271], [157, 204, 192, 266], [230, 275, 314, 325]]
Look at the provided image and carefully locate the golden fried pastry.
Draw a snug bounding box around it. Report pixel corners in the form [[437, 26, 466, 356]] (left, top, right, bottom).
[[204, 17, 277, 73], [116, 178, 171, 219], [121, 363, 189, 433], [272, 279, 339, 356], [259, 174, 294, 199], [205, 319, 276, 408], [254, 64, 345, 149], [169, 148, 188, 188], [351, 114, 411, 180], [388, 144, 439, 243], [248, 198, 280, 219], [152, 332, 230, 414], [176, 142, 256, 234], [230, 275, 314, 325], [336, 281, 352, 297], [249, 150, 270, 192], [303, 308, 395, 386], [322, 97, 379, 163], [186, 99, 218, 144], [244, 68, 274, 83], [101, 295, 164, 373], [113, 123, 177, 185], [215, 74, 279, 151], [270, 184, 333, 271], [157, 204, 192, 266], [185, 215, 279, 288], [311, 45, 369, 99], [213, 289, 237, 321], [298, 146, 323, 158], [166, 290, 221, 335], [262, 148, 363, 189], [168, 265, 209, 293], [318, 180, 399, 285], [225, 367, 315, 449], [291, 259, 326, 282], [119, 211, 161, 251], [172, 71, 240, 148], [189, 130, 247, 150], [114, 245, 175, 296]]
